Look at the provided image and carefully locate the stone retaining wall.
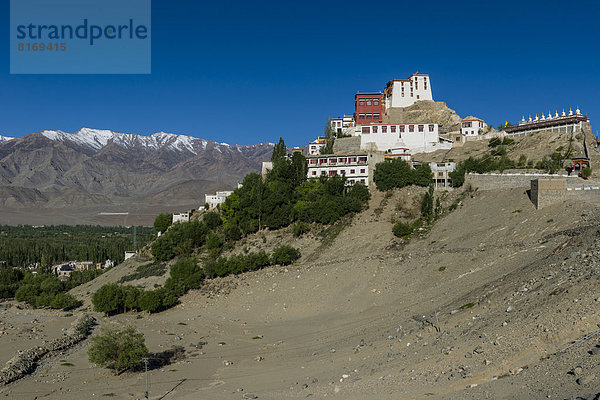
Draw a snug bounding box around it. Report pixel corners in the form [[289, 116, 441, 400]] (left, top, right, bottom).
[[466, 173, 578, 191], [0, 314, 95, 385]]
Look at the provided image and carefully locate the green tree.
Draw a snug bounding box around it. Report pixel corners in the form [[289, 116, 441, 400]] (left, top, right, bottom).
[[374, 159, 414, 191], [88, 326, 148, 375], [50, 292, 79, 310], [271, 137, 287, 162], [137, 290, 162, 313], [92, 283, 124, 315], [154, 213, 172, 233], [421, 185, 435, 221]]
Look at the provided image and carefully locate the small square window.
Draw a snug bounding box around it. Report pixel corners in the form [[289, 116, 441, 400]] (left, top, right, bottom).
[[391, 126, 397, 133], [382, 126, 387, 133], [409, 125, 415, 132], [429, 124, 434, 132], [360, 169, 366, 174], [418, 125, 424, 132], [373, 126, 378, 133], [399, 125, 405, 133], [366, 114, 372, 119]]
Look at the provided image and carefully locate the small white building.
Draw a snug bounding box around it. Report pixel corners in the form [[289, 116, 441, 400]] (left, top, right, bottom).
[[461, 117, 487, 137], [352, 122, 449, 154], [429, 162, 456, 189], [384, 73, 433, 109], [172, 211, 192, 224], [308, 137, 326, 155], [330, 116, 354, 133], [205, 191, 233, 209], [124, 251, 136, 261]]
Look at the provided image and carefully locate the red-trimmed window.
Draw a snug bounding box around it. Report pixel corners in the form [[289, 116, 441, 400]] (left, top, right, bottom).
[[382, 126, 387, 133], [374, 113, 380, 120], [373, 126, 378, 133], [418, 125, 424, 132], [429, 124, 434, 132], [373, 99, 379, 106], [359, 99, 365, 106], [350, 169, 355, 174], [409, 125, 415, 132], [340, 170, 346, 175], [359, 113, 365, 119], [360, 169, 366, 174], [399, 125, 405, 133], [362, 127, 370, 134], [312, 171, 317, 176], [391, 126, 397, 133], [366, 114, 372, 119]]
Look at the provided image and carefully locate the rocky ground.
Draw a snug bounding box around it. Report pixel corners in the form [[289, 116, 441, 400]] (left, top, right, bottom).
[[0, 184, 599, 399]]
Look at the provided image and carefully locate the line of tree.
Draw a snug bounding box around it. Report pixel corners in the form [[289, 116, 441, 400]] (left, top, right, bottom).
[[0, 268, 101, 309], [93, 245, 301, 315], [0, 225, 154, 269]]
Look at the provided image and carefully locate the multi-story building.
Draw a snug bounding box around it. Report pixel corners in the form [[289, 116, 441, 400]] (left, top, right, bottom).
[[350, 122, 449, 154], [461, 117, 487, 137], [305, 152, 385, 186], [354, 93, 384, 125], [384, 73, 433, 109], [429, 162, 456, 189], [308, 137, 326, 155], [172, 211, 192, 224], [205, 191, 233, 209], [330, 116, 354, 133]]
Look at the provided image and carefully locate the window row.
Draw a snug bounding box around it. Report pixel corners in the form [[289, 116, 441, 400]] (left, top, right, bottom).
[[358, 113, 381, 120], [310, 168, 367, 176], [358, 99, 380, 107], [362, 124, 436, 134]]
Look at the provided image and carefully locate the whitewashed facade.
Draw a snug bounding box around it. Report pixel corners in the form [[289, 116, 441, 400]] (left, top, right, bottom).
[[306, 153, 384, 186], [384, 73, 433, 109], [205, 191, 233, 209], [461, 117, 487, 137], [172, 211, 192, 224], [351, 122, 449, 154]]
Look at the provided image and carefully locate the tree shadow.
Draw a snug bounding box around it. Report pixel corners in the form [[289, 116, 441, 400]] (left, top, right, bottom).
[[147, 346, 186, 370]]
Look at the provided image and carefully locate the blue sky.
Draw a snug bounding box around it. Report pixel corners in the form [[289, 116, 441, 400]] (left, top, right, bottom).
[[1, 0, 599, 146]]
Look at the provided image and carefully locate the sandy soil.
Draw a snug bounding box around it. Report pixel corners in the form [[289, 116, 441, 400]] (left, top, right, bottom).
[[0, 185, 599, 399]]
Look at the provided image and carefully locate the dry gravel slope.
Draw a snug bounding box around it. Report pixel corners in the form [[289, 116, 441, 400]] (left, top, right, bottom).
[[2, 185, 600, 399]]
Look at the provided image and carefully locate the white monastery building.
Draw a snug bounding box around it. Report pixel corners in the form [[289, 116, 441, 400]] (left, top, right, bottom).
[[350, 122, 451, 154], [330, 116, 354, 133], [461, 117, 487, 137], [384, 73, 433, 109], [205, 191, 233, 209], [305, 152, 384, 186], [172, 211, 192, 224]]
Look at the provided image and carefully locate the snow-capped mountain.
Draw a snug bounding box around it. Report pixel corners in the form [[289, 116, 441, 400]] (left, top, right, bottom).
[[40, 128, 250, 155], [0, 128, 275, 223], [0, 135, 14, 143]]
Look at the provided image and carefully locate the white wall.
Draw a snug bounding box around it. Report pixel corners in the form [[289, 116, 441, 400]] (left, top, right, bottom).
[[356, 123, 445, 153], [461, 120, 487, 136], [388, 75, 433, 108]]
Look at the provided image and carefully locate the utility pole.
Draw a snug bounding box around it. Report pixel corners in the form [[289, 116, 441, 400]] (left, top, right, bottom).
[[143, 357, 149, 399], [431, 297, 440, 333]]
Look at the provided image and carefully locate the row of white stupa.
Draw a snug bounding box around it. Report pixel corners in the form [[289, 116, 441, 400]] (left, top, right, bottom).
[[519, 106, 582, 125]]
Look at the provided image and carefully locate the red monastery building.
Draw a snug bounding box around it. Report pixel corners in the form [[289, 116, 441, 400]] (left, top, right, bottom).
[[354, 93, 384, 124]]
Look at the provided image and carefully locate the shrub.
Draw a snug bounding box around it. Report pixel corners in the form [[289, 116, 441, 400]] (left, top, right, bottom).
[[205, 233, 224, 253], [292, 222, 310, 237], [119, 262, 166, 283], [271, 245, 301, 266], [582, 167, 592, 179], [88, 326, 148, 375], [392, 221, 413, 238]]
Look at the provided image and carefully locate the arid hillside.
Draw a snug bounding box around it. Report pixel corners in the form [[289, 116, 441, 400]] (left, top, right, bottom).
[[1, 180, 599, 399]]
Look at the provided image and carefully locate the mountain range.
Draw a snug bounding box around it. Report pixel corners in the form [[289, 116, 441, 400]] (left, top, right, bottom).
[[0, 128, 274, 225]]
